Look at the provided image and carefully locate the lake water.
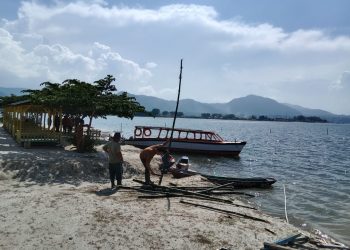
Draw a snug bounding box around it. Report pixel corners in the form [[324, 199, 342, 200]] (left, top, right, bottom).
[[93, 116, 350, 245]]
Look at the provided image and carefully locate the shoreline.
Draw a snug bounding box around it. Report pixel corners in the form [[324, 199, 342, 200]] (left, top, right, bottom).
[[0, 127, 348, 249]]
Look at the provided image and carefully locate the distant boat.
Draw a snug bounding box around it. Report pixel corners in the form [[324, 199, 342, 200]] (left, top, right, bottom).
[[124, 126, 246, 157], [201, 174, 276, 189]]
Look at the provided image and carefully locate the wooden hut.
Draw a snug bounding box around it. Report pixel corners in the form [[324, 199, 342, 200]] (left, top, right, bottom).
[[2, 100, 62, 147]]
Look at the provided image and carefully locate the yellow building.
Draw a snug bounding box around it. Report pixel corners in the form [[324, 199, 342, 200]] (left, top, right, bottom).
[[2, 100, 62, 147]]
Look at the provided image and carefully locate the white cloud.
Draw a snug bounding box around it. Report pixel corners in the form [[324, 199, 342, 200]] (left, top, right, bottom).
[[0, 26, 152, 87], [332, 71, 350, 90], [7, 1, 349, 53], [137, 85, 177, 100], [159, 88, 177, 95], [145, 62, 157, 69], [0, 1, 350, 113], [0, 28, 41, 78], [137, 85, 156, 96]]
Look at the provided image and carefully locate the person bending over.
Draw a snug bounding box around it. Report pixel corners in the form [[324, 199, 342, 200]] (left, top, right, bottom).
[[139, 142, 168, 185]]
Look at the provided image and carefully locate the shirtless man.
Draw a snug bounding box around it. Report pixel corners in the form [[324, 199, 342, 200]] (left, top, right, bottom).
[[140, 142, 168, 185]]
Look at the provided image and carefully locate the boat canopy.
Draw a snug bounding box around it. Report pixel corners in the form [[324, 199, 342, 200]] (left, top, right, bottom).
[[133, 126, 224, 142]]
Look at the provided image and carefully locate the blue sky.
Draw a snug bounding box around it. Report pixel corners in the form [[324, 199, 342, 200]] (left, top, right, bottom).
[[0, 0, 350, 114]]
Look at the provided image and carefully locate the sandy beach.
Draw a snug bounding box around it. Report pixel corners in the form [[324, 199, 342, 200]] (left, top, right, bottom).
[[0, 127, 346, 249]]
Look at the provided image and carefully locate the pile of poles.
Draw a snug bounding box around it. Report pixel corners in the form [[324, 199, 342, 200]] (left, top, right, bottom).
[[118, 181, 350, 249], [118, 179, 270, 224]]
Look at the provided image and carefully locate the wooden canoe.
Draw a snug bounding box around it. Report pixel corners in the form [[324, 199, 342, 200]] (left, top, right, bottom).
[[201, 174, 276, 189]]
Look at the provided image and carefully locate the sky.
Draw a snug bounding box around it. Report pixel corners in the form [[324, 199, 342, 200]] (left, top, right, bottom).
[[0, 0, 350, 114]]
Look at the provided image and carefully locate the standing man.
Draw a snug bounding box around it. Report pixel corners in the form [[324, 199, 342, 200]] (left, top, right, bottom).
[[103, 132, 124, 188], [139, 141, 168, 185]]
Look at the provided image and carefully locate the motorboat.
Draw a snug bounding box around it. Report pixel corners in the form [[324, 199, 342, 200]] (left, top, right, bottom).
[[124, 126, 246, 157], [169, 156, 198, 178]]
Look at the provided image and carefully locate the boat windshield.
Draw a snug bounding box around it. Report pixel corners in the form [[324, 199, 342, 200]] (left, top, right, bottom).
[[179, 157, 189, 164]]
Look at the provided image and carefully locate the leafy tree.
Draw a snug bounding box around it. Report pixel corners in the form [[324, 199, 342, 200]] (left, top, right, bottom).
[[211, 113, 222, 119], [201, 113, 211, 119], [258, 115, 268, 120], [22, 75, 145, 151], [294, 115, 306, 122], [177, 112, 184, 117], [162, 110, 169, 116], [0, 94, 29, 108], [223, 114, 236, 120], [151, 108, 160, 117]]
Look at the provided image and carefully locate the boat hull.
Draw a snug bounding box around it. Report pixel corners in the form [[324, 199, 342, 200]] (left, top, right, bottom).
[[124, 138, 246, 157], [170, 169, 198, 178]]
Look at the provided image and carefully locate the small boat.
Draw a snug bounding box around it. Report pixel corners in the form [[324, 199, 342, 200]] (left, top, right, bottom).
[[201, 174, 276, 189], [171, 169, 198, 178], [169, 156, 198, 178], [124, 126, 246, 157], [175, 156, 191, 170]]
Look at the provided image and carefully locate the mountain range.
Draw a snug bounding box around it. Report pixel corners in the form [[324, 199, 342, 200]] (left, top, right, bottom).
[[130, 94, 350, 123], [1, 86, 349, 123]]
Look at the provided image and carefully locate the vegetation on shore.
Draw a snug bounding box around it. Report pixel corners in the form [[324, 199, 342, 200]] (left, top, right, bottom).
[[137, 108, 328, 123]]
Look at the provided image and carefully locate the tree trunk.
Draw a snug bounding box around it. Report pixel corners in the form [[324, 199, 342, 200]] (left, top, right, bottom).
[[87, 111, 94, 136]]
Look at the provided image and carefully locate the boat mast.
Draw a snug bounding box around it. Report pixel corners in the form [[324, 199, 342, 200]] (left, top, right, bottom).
[[158, 59, 183, 185], [168, 59, 183, 149]]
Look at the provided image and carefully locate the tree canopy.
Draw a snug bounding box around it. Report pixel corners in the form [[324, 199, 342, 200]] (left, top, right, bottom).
[[22, 75, 145, 121], [0, 94, 29, 108]]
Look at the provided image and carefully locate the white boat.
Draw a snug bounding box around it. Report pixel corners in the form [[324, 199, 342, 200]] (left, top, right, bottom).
[[124, 126, 246, 157], [169, 156, 199, 178]]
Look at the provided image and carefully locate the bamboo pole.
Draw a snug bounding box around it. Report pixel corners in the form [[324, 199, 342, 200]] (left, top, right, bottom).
[[132, 179, 255, 209], [197, 182, 236, 194], [180, 200, 269, 223], [159, 59, 183, 185]]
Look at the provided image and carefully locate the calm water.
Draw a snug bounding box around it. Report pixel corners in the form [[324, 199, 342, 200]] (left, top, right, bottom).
[[93, 117, 350, 244]]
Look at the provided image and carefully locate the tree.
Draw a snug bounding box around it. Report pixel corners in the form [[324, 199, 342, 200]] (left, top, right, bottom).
[[0, 94, 29, 108], [223, 114, 236, 120], [211, 113, 223, 119], [177, 112, 184, 117], [201, 113, 211, 119], [162, 110, 169, 116], [151, 108, 160, 117], [23, 75, 145, 151], [294, 115, 306, 122]]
